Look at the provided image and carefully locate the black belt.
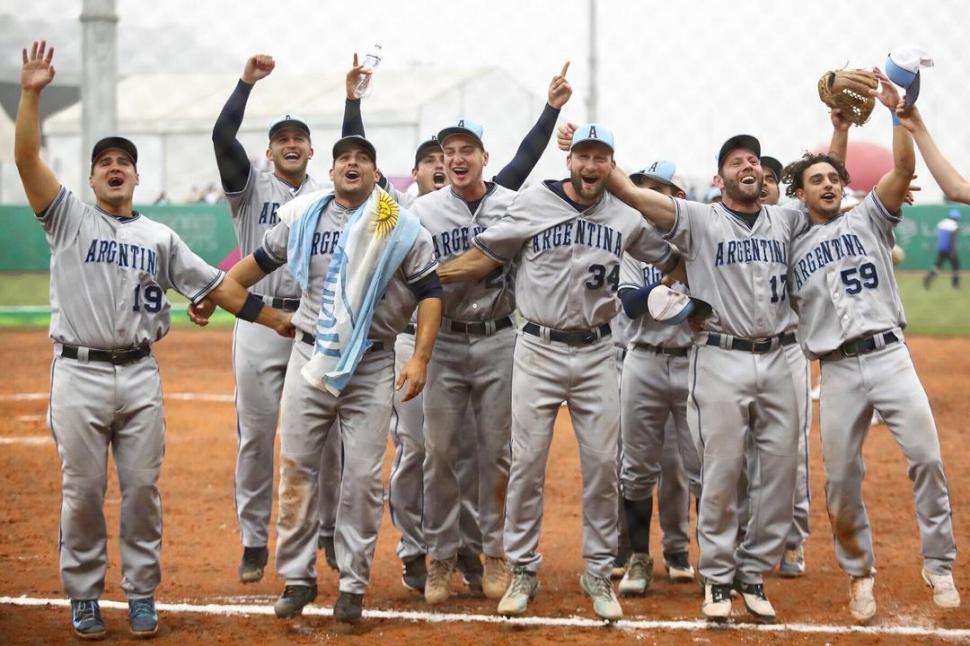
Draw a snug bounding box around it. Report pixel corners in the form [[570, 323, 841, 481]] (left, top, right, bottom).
[[632, 342, 690, 357], [260, 296, 301, 312], [442, 316, 514, 336], [706, 332, 790, 354], [820, 331, 899, 361], [300, 332, 383, 353], [523, 322, 611, 346], [780, 332, 797, 347], [60, 344, 151, 365]]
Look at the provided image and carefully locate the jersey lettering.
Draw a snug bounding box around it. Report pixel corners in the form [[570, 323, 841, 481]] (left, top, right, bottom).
[[530, 218, 623, 257], [641, 265, 663, 285], [258, 202, 281, 225], [83, 239, 158, 275], [432, 225, 485, 260], [791, 233, 869, 291], [713, 238, 787, 267], [310, 230, 341, 256]]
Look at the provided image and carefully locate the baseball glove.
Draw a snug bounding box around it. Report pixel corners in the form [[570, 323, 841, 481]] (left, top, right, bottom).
[[818, 69, 878, 126]]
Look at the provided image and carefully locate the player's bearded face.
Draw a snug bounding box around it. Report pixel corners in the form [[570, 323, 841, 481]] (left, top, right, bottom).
[[567, 143, 614, 203], [442, 135, 488, 194], [89, 151, 138, 208], [799, 162, 844, 219], [414, 150, 447, 195], [267, 129, 312, 178], [718, 150, 763, 206], [331, 148, 377, 204]]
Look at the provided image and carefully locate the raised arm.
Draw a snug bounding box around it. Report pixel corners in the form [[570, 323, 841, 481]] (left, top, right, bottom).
[[493, 62, 572, 191], [871, 70, 915, 213], [212, 55, 275, 193], [14, 41, 60, 214], [828, 108, 851, 162], [342, 53, 368, 137], [898, 105, 970, 204], [607, 167, 677, 231]]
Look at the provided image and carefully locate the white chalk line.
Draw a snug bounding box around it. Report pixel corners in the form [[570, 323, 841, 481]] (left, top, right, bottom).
[[0, 596, 967, 639], [0, 436, 51, 445], [0, 392, 233, 403]]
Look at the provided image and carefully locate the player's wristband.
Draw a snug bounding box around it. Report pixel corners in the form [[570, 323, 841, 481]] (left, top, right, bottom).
[[237, 292, 264, 322]]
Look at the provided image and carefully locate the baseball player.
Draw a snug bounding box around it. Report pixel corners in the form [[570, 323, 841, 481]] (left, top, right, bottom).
[[193, 134, 442, 624], [407, 64, 573, 605], [925, 209, 962, 289], [783, 90, 959, 621], [15, 41, 294, 640], [610, 134, 807, 623], [615, 161, 700, 596], [439, 124, 678, 621], [212, 54, 341, 584]]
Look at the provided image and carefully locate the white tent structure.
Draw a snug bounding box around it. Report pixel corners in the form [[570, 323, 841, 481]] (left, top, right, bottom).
[[42, 65, 547, 204]]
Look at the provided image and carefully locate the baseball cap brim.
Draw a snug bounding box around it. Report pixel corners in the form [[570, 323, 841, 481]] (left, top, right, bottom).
[[761, 156, 783, 182], [91, 136, 138, 165], [717, 134, 760, 170], [437, 126, 484, 149], [414, 138, 442, 166], [332, 135, 377, 163], [630, 171, 687, 194], [269, 118, 311, 141]]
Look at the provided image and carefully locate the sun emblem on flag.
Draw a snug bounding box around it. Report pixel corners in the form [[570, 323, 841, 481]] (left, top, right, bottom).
[[372, 188, 399, 238]]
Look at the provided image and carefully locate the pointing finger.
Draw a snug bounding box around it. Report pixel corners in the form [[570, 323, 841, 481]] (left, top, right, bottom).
[[560, 61, 570, 78]]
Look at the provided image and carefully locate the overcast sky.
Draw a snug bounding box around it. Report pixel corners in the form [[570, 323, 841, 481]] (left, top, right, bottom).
[[4, 0, 970, 201]]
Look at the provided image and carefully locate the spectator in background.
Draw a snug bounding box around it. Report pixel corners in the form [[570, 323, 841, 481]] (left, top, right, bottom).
[[924, 209, 961, 289], [153, 191, 169, 205], [703, 186, 721, 204]]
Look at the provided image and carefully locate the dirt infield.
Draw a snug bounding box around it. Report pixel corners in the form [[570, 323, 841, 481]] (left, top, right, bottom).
[[0, 328, 967, 644]]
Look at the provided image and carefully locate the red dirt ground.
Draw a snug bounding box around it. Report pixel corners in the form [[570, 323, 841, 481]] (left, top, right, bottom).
[[0, 329, 967, 644]]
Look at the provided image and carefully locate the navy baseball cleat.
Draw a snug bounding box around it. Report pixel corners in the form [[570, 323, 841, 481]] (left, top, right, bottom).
[[127, 596, 159, 638], [71, 599, 106, 641]]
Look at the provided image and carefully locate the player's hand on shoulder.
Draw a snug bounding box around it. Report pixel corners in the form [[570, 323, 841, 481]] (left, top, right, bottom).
[[187, 298, 216, 326], [556, 121, 577, 152], [242, 54, 275, 84], [346, 52, 372, 100], [21, 40, 55, 92], [548, 61, 572, 109], [396, 355, 428, 402]]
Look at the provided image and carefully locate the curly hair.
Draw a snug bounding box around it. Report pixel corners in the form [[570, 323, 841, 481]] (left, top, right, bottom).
[[781, 153, 851, 198]]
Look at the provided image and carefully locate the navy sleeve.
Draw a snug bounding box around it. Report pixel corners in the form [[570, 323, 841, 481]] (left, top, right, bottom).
[[492, 103, 561, 191], [253, 248, 284, 274], [408, 271, 443, 301], [619, 283, 656, 319], [343, 98, 365, 137], [212, 80, 254, 193]]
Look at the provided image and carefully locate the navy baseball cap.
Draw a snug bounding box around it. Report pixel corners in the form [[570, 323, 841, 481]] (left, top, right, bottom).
[[332, 135, 377, 163], [268, 114, 311, 140], [91, 136, 138, 165], [570, 123, 614, 152], [630, 160, 687, 194], [414, 134, 442, 166], [437, 119, 485, 149], [761, 156, 783, 183], [717, 134, 760, 170]]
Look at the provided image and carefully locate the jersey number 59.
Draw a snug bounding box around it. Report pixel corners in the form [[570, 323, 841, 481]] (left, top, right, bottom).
[[841, 262, 879, 295]]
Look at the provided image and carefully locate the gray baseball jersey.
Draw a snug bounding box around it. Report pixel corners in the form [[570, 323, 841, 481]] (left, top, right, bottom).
[[225, 167, 321, 298], [475, 180, 671, 585], [39, 186, 223, 601], [789, 191, 955, 578], [225, 166, 337, 553], [476, 181, 672, 329], [261, 190, 438, 342]]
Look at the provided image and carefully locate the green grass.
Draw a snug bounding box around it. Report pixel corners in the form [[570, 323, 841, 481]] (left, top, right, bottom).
[[0, 271, 967, 336]]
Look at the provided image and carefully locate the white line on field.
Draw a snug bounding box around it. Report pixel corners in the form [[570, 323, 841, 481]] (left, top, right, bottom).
[[0, 436, 50, 445], [0, 596, 967, 639], [0, 392, 233, 403], [15, 415, 45, 421]]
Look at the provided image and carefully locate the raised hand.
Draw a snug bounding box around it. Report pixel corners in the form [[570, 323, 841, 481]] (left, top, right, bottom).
[[548, 61, 572, 109], [829, 108, 851, 133], [870, 68, 901, 111], [242, 55, 275, 85], [893, 100, 924, 133], [346, 53, 372, 100], [21, 41, 55, 92], [556, 121, 577, 151]]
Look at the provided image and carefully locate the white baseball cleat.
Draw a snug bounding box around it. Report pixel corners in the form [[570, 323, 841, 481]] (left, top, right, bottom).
[[618, 553, 653, 596], [702, 583, 733, 621], [922, 569, 961, 608], [849, 575, 876, 622], [735, 581, 776, 623]]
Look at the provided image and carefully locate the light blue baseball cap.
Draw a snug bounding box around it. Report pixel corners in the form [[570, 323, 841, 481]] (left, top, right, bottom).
[[437, 119, 485, 149], [630, 160, 687, 194], [570, 123, 615, 152]]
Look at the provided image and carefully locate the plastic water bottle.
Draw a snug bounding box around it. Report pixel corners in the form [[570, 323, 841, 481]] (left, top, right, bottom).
[[353, 44, 383, 99]]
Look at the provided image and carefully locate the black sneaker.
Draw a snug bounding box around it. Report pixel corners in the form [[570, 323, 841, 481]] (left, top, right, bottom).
[[663, 551, 695, 583], [319, 535, 338, 572], [456, 550, 483, 592], [274, 584, 318, 618], [333, 591, 364, 624], [402, 554, 428, 593], [71, 599, 106, 641], [239, 546, 269, 583]]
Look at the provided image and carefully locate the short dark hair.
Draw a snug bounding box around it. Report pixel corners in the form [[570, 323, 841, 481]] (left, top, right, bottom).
[[782, 153, 851, 198]]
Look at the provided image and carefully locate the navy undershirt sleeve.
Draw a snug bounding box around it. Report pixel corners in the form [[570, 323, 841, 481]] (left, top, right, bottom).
[[343, 98, 365, 137], [493, 103, 561, 191], [619, 283, 657, 319], [253, 247, 284, 275], [212, 80, 254, 193], [409, 272, 443, 300]]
